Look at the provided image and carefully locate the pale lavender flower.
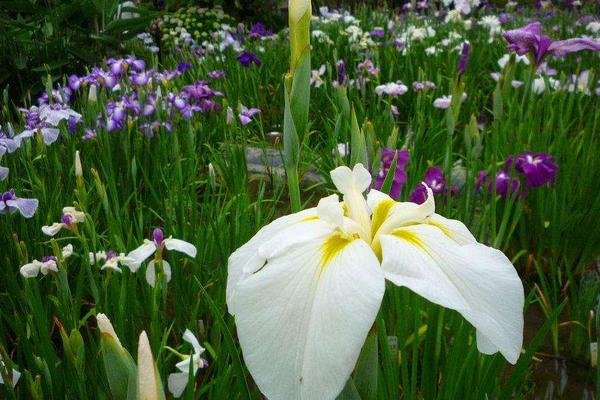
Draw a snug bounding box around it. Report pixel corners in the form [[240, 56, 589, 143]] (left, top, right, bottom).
[[0, 189, 38, 218], [239, 105, 261, 125]]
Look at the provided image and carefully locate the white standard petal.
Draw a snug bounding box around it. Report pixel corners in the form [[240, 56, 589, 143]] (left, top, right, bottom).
[[182, 329, 204, 355], [233, 233, 385, 400], [145, 260, 172, 287], [380, 224, 524, 364], [167, 371, 190, 398], [42, 223, 65, 236], [126, 240, 157, 271], [226, 208, 317, 314], [330, 164, 372, 238], [164, 238, 197, 258]]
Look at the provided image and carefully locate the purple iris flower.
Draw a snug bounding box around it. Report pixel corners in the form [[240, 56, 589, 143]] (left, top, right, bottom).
[[237, 51, 261, 68], [370, 28, 385, 39], [374, 148, 410, 200], [409, 167, 454, 204], [239, 106, 261, 125], [476, 170, 521, 198], [130, 71, 151, 86], [504, 21, 600, 66], [208, 70, 227, 79], [409, 184, 428, 205], [177, 62, 193, 72], [457, 42, 470, 78], [514, 152, 557, 187], [248, 23, 272, 39], [68, 75, 82, 91], [336, 60, 347, 86], [0, 189, 39, 218]]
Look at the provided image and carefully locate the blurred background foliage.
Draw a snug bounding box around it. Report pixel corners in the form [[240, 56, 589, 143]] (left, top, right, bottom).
[[0, 0, 586, 103], [0, 0, 159, 103]]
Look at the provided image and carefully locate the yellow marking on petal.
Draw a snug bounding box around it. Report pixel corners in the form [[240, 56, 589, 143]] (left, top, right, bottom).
[[320, 233, 354, 272], [341, 202, 349, 217], [427, 220, 453, 240], [391, 229, 425, 250], [301, 215, 319, 222], [370, 198, 396, 237]]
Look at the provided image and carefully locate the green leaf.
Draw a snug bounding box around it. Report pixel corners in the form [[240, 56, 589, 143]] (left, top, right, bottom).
[[336, 378, 362, 400], [350, 107, 367, 168], [100, 334, 137, 400], [380, 150, 398, 197], [289, 48, 311, 143], [353, 331, 378, 400]]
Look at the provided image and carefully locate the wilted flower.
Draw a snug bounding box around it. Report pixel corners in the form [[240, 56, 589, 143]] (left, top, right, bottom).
[[227, 164, 524, 400], [0, 189, 38, 218], [168, 329, 208, 397], [42, 207, 85, 236], [374, 148, 409, 199], [126, 228, 197, 287]]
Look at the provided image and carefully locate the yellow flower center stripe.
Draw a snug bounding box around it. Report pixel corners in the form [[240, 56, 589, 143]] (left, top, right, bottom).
[[320, 233, 354, 272], [391, 229, 426, 250], [370, 198, 396, 238]]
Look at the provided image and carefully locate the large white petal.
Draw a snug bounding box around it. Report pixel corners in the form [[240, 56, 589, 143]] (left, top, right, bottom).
[[145, 260, 172, 287], [164, 238, 197, 258], [380, 224, 524, 364], [233, 235, 385, 400], [167, 371, 189, 398], [126, 240, 157, 271], [20, 262, 41, 278], [226, 208, 317, 314], [42, 223, 65, 236]]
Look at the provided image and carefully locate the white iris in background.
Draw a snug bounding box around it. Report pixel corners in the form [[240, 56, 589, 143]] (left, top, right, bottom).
[[227, 164, 524, 400], [127, 228, 197, 287], [167, 329, 208, 398]]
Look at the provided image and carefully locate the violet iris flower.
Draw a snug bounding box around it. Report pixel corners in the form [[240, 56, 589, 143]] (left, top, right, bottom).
[[504, 21, 600, 66], [373, 148, 409, 200], [0, 189, 38, 218], [336, 60, 348, 86], [409, 167, 455, 204], [476, 170, 521, 198], [239, 106, 261, 125], [237, 51, 261, 68], [457, 42, 470, 78], [514, 152, 557, 187], [177, 62, 193, 72]]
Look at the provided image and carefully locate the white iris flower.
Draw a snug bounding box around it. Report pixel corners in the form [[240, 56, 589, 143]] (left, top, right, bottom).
[[227, 163, 524, 400]]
